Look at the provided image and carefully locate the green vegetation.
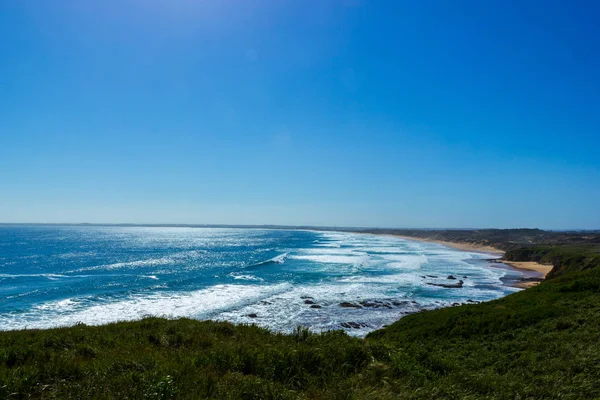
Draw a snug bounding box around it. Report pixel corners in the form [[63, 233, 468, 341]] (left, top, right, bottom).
[[350, 228, 600, 251], [0, 321, 381, 399], [367, 266, 600, 398], [2, 243, 600, 399], [505, 244, 600, 279]]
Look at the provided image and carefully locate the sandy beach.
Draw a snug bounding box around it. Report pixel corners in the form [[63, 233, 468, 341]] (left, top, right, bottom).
[[377, 233, 553, 288], [404, 237, 503, 255], [499, 261, 553, 276], [377, 234, 503, 254], [499, 261, 553, 288]]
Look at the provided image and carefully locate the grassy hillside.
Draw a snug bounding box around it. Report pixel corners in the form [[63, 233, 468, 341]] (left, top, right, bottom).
[[2, 245, 600, 399], [366, 266, 600, 398], [504, 244, 600, 279]]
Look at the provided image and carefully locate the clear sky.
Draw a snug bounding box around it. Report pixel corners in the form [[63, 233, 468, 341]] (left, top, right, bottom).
[[1, 1, 599, 229]]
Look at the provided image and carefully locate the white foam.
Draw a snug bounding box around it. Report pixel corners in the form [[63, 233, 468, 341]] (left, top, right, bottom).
[[217, 281, 420, 336], [361, 246, 407, 253], [297, 248, 366, 255], [229, 273, 264, 282], [289, 254, 371, 265], [380, 253, 428, 267], [0, 229, 524, 337], [314, 243, 341, 248], [248, 252, 288, 267], [337, 273, 423, 286], [0, 273, 92, 280], [0, 283, 293, 331]]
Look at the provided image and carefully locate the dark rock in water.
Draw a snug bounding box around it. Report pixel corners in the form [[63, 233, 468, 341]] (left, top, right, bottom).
[[463, 276, 468, 279], [300, 296, 313, 300], [340, 322, 368, 329], [427, 280, 464, 289], [411, 300, 418, 304], [339, 302, 362, 308], [360, 300, 392, 309], [451, 302, 461, 306], [447, 275, 456, 280], [260, 301, 272, 305], [517, 277, 543, 283], [421, 276, 427, 279], [392, 300, 410, 307], [310, 304, 322, 309], [426, 275, 438, 278], [467, 299, 479, 303], [304, 299, 315, 305], [247, 313, 258, 318]]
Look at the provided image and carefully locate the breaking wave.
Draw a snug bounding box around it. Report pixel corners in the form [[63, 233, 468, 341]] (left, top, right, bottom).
[[0, 227, 525, 336], [247, 253, 288, 268]]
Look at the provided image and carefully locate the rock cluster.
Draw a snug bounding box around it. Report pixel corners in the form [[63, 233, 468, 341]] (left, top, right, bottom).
[[340, 322, 369, 329]]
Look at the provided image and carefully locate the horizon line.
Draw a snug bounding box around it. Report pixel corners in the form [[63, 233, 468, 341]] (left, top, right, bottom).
[[0, 222, 597, 232]]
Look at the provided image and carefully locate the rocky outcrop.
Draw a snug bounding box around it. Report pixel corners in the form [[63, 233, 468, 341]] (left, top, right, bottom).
[[340, 322, 368, 329], [359, 300, 392, 309], [427, 280, 464, 288], [339, 302, 362, 308]]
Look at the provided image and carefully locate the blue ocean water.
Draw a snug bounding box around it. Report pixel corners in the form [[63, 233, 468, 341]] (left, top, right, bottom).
[[0, 226, 524, 336]]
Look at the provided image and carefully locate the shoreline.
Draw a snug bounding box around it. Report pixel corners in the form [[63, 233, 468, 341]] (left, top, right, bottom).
[[499, 261, 553, 288], [368, 232, 552, 289], [381, 234, 504, 255]]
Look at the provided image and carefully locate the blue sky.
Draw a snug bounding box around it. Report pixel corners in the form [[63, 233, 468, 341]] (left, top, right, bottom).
[[1, 1, 599, 229]]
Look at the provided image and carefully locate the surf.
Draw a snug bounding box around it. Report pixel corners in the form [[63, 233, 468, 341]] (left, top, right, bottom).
[[247, 252, 288, 268]]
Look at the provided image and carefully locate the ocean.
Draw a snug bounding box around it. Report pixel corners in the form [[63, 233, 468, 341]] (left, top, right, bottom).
[[0, 226, 524, 336]]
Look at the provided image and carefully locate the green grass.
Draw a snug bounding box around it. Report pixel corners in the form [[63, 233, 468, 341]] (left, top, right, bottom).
[[504, 244, 600, 279], [366, 267, 600, 398], [2, 246, 600, 399], [0, 320, 380, 399]]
